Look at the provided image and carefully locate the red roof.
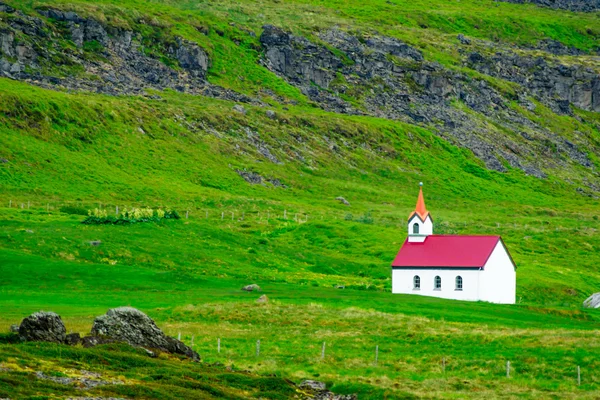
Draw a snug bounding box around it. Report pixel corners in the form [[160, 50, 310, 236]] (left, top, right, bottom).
[[392, 235, 502, 268]]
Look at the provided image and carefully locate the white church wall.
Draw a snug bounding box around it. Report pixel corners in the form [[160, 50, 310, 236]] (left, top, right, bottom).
[[478, 241, 516, 304], [392, 268, 481, 301]]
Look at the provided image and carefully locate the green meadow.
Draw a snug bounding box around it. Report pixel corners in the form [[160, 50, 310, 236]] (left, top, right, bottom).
[[1, 0, 600, 397]]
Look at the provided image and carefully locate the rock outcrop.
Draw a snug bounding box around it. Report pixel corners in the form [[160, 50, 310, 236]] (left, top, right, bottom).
[[242, 284, 261, 292], [466, 50, 600, 114], [260, 25, 596, 177], [583, 293, 600, 308], [18, 311, 67, 343], [299, 380, 357, 400], [0, 5, 254, 103], [498, 0, 600, 12], [91, 307, 199, 360]]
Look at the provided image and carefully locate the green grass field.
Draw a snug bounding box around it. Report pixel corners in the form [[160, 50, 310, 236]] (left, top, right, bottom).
[[1, 0, 600, 398]]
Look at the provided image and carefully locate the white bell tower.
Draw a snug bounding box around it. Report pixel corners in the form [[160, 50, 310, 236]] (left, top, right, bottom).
[[407, 183, 433, 243]]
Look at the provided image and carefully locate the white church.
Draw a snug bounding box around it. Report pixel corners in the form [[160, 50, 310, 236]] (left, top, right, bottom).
[[391, 184, 517, 304]]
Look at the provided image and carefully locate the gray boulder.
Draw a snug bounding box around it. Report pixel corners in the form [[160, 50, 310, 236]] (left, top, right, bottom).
[[91, 307, 199, 360], [233, 104, 247, 114], [299, 380, 327, 391], [583, 293, 600, 308], [10, 324, 19, 333], [299, 380, 357, 400], [256, 295, 269, 304], [19, 311, 66, 343], [336, 196, 350, 206], [242, 284, 261, 292]]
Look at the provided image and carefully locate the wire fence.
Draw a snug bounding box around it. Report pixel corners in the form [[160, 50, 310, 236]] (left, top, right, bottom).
[[170, 334, 588, 386], [0, 197, 554, 233]]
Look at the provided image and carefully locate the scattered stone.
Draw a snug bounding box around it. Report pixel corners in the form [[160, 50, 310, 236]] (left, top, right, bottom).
[[90, 307, 199, 360], [335, 197, 350, 206], [457, 34, 471, 45], [65, 332, 81, 346], [583, 293, 600, 308], [233, 104, 247, 115], [299, 380, 356, 400], [35, 370, 124, 390], [236, 170, 263, 185], [266, 110, 276, 119], [0, 158, 8, 163], [299, 380, 327, 391], [242, 284, 261, 292], [267, 178, 287, 188], [256, 295, 269, 304], [335, 285, 345, 289], [88, 240, 102, 246], [9, 324, 19, 333], [144, 348, 157, 358], [0, 2, 14, 13], [19, 311, 66, 343]]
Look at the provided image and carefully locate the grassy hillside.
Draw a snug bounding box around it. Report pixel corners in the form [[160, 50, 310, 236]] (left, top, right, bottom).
[[1, 0, 600, 398]]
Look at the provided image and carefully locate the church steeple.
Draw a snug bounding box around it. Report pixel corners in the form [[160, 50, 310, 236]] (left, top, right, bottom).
[[409, 183, 429, 221], [407, 183, 433, 242]]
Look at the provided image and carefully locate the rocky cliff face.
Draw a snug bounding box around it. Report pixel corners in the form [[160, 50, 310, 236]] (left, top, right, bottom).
[[0, 4, 252, 102], [1, 2, 598, 185], [260, 25, 596, 177], [499, 0, 600, 12]]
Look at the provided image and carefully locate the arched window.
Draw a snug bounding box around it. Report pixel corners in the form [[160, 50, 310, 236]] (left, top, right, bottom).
[[434, 276, 441, 290], [413, 223, 420, 234], [413, 275, 420, 290], [455, 276, 463, 291]]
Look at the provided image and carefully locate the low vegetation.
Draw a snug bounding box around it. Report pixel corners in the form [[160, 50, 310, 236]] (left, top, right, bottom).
[[82, 207, 180, 225], [0, 0, 599, 398]]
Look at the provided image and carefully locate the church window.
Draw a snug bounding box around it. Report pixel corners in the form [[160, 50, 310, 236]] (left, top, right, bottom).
[[413, 223, 420, 234], [434, 276, 441, 290], [455, 276, 463, 291], [413, 275, 420, 290]]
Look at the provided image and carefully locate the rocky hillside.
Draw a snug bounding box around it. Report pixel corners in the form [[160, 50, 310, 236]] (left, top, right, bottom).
[[500, 0, 600, 12], [1, 0, 598, 193]]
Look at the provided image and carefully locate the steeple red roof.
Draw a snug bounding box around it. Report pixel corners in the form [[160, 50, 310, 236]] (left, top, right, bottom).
[[408, 186, 429, 221]]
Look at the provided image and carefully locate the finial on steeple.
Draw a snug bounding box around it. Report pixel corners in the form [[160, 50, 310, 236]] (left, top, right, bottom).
[[419, 182, 423, 187]]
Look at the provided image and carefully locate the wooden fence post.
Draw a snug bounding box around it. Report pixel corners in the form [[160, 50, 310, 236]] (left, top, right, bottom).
[[284, 210, 287, 219], [116, 206, 119, 216], [191, 335, 194, 347], [578, 366, 581, 386], [506, 361, 510, 378], [375, 345, 379, 365], [186, 210, 189, 219], [221, 212, 224, 220], [321, 341, 326, 360], [218, 338, 221, 353], [205, 210, 208, 219], [256, 340, 260, 357]]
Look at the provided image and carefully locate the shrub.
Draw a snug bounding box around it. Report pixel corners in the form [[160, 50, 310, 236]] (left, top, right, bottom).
[[82, 207, 180, 225]]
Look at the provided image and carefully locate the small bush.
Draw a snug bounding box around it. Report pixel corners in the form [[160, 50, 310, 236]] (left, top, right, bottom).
[[82, 207, 180, 225]]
